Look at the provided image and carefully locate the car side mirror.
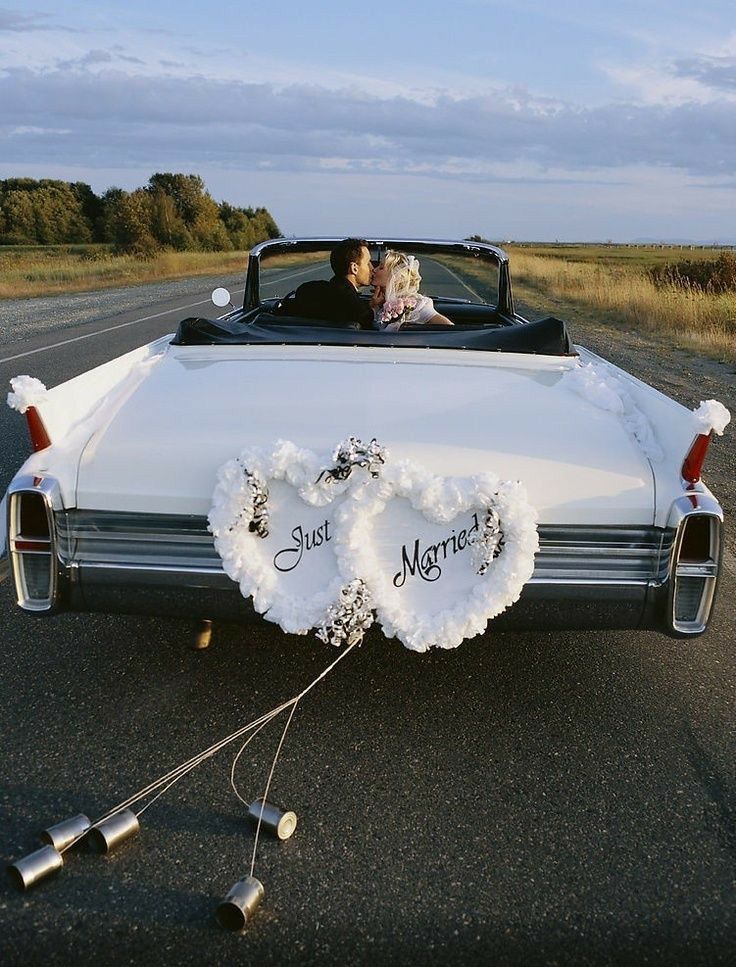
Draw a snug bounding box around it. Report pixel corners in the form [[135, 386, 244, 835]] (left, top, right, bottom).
[[211, 287, 232, 309]]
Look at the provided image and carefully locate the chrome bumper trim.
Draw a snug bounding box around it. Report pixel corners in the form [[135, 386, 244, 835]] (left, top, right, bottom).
[[76, 561, 654, 589], [4, 481, 721, 636], [57, 511, 672, 586], [50, 512, 666, 629]]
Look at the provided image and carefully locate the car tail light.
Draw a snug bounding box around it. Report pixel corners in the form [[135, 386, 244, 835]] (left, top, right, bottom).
[[671, 512, 721, 634], [9, 489, 57, 611], [681, 433, 711, 484]]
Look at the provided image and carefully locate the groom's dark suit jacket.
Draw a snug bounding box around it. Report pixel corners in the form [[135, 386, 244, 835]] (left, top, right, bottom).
[[285, 277, 373, 329]]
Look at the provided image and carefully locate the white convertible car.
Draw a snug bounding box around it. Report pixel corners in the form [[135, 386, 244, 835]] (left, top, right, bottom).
[[0, 239, 730, 646]]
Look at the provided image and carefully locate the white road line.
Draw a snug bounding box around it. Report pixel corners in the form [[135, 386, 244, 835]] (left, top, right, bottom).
[[0, 288, 244, 365], [429, 259, 484, 302]]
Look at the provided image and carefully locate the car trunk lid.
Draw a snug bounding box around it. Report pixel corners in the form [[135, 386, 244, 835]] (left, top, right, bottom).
[[76, 345, 655, 525]]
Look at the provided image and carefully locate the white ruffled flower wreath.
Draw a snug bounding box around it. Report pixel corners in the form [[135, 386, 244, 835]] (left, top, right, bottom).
[[209, 440, 358, 634], [209, 439, 540, 651], [332, 460, 539, 652]]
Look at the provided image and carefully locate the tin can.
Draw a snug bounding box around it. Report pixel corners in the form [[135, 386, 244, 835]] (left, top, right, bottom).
[[7, 845, 63, 890], [216, 875, 264, 930], [87, 809, 140, 854], [41, 813, 91, 852], [247, 798, 297, 840]]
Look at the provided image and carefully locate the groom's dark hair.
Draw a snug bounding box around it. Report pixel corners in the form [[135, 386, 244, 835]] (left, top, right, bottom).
[[330, 238, 368, 277]]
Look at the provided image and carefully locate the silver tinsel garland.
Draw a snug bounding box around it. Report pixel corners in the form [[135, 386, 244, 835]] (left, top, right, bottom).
[[316, 579, 374, 647], [316, 437, 387, 484], [245, 470, 270, 539], [471, 506, 505, 575], [226, 463, 270, 539]]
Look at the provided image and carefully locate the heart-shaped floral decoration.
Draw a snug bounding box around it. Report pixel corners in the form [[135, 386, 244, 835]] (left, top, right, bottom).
[[333, 460, 539, 652], [209, 438, 385, 636]]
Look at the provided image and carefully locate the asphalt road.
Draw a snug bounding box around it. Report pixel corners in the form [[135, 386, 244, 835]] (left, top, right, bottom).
[[0, 273, 735, 967]]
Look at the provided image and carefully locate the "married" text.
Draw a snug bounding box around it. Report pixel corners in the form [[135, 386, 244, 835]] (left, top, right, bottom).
[[393, 513, 480, 587]]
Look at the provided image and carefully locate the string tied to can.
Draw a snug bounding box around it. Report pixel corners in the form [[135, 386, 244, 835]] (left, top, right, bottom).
[[9, 633, 364, 899]]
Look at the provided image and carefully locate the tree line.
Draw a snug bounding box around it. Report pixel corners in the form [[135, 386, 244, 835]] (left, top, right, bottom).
[[0, 174, 280, 254]]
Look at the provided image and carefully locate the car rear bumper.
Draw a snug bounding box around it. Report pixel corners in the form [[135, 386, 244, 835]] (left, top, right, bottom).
[[4, 480, 724, 637], [63, 570, 653, 632]]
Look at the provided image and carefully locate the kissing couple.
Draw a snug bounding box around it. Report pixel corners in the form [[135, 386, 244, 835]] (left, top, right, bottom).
[[290, 238, 454, 331]]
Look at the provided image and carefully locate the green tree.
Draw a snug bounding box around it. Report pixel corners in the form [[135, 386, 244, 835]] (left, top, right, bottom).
[[99, 187, 126, 243], [71, 182, 105, 240], [193, 217, 233, 252], [1, 190, 36, 243], [147, 173, 208, 223], [219, 202, 256, 250], [0, 173, 280, 252], [250, 206, 280, 241], [0, 178, 93, 243], [146, 172, 224, 250], [33, 181, 92, 244], [148, 188, 193, 250], [104, 188, 158, 255]]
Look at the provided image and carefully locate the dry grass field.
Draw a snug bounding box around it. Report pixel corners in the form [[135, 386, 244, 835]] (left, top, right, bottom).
[[506, 244, 736, 361], [0, 244, 252, 299]]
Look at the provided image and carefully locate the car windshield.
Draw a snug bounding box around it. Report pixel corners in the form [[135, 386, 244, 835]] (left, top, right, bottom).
[[258, 244, 500, 307]]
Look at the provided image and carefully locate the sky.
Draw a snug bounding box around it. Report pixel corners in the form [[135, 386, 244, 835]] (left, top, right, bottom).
[[1, 0, 735, 241]]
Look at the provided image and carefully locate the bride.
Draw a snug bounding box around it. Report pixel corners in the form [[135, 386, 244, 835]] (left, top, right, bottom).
[[370, 251, 454, 331]]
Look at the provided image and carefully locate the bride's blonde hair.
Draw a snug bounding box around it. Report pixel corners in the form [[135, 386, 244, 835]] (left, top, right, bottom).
[[382, 250, 421, 300]]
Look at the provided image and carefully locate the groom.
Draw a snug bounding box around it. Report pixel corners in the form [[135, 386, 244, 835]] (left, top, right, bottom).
[[288, 238, 374, 328]]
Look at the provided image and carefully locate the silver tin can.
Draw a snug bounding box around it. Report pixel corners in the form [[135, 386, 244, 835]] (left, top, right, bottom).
[[247, 798, 297, 840], [7, 845, 63, 890], [87, 809, 140, 854], [41, 813, 91, 852], [216, 875, 264, 930]]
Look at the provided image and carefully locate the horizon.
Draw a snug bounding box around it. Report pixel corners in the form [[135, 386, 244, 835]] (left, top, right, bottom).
[[1, 1, 735, 242]]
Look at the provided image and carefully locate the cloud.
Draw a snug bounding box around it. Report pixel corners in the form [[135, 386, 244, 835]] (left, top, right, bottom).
[[8, 125, 72, 137], [56, 49, 146, 69], [0, 66, 734, 182], [673, 55, 736, 92], [0, 8, 49, 31], [0, 7, 81, 33], [56, 49, 113, 68]]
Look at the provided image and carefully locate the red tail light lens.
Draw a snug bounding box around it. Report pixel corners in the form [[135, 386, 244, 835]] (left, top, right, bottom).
[[679, 514, 712, 562]]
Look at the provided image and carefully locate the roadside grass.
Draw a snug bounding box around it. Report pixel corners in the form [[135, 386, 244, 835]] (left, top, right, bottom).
[[0, 245, 250, 299], [507, 246, 736, 362], [262, 251, 331, 270], [505, 242, 732, 269]]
